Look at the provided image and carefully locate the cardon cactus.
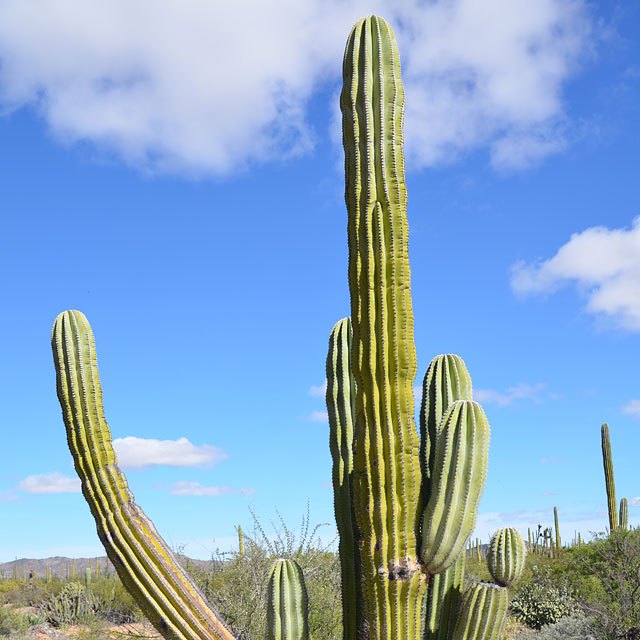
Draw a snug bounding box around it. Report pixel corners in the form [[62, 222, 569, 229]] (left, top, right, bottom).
[[601, 423, 618, 531], [51, 15, 506, 640], [266, 559, 309, 640]]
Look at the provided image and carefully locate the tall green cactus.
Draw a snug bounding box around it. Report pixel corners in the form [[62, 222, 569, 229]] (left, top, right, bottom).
[[601, 423, 618, 531], [553, 506, 561, 551]]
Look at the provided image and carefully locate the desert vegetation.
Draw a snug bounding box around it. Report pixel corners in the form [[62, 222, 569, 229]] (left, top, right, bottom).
[[2, 515, 640, 640]]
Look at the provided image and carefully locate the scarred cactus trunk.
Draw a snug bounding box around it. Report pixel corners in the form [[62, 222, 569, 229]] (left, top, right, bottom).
[[341, 15, 427, 640]]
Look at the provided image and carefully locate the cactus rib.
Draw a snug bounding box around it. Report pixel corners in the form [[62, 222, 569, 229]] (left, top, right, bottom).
[[51, 310, 235, 640]]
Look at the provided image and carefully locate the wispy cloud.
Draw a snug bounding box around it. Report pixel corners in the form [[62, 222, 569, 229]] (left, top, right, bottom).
[[511, 217, 640, 331], [0, 0, 592, 176], [18, 472, 80, 494], [540, 456, 568, 465], [0, 489, 19, 502], [475, 382, 548, 406], [630, 497, 640, 508], [169, 481, 254, 497], [308, 410, 329, 423], [308, 381, 327, 397], [622, 399, 640, 418], [113, 436, 227, 469]]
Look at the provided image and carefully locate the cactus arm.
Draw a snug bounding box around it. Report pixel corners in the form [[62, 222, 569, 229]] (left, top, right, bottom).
[[420, 355, 472, 640], [266, 559, 309, 640], [342, 15, 426, 640], [450, 582, 508, 640], [420, 401, 490, 574], [51, 310, 235, 640], [420, 355, 472, 503], [601, 423, 618, 531], [423, 552, 466, 640], [326, 318, 363, 640]]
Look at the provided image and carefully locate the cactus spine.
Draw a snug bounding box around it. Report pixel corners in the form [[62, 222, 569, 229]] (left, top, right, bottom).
[[51, 310, 235, 640], [266, 559, 309, 640], [601, 423, 618, 531]]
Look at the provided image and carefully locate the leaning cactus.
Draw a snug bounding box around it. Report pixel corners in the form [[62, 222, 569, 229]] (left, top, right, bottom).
[[52, 310, 235, 640], [266, 559, 309, 640]]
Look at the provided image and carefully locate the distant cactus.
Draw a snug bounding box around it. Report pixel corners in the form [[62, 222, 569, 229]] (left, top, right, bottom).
[[619, 497, 629, 530], [601, 423, 618, 531], [553, 507, 561, 551]]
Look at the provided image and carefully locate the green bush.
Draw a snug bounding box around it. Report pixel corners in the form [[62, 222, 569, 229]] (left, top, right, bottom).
[[509, 566, 580, 630], [567, 526, 640, 640], [0, 605, 30, 638]]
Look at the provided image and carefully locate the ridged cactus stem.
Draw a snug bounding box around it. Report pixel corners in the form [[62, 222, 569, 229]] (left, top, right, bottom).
[[601, 423, 618, 531], [238, 525, 244, 556], [326, 318, 362, 640], [553, 507, 561, 550], [266, 559, 309, 640], [51, 310, 235, 640], [342, 15, 427, 639], [451, 582, 508, 640], [620, 497, 629, 530]]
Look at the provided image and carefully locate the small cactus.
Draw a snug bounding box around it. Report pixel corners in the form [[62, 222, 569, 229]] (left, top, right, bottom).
[[486, 528, 526, 588], [266, 559, 309, 640]]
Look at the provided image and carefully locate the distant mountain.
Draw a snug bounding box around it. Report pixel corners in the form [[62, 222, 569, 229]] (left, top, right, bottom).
[[0, 555, 217, 579]]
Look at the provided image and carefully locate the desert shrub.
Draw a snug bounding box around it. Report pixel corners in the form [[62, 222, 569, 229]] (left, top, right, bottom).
[[185, 506, 341, 640], [568, 526, 640, 640], [0, 605, 30, 637], [509, 566, 580, 630], [514, 614, 596, 640]]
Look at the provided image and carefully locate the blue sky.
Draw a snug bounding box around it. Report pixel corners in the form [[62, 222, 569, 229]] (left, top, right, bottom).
[[1, 0, 639, 562]]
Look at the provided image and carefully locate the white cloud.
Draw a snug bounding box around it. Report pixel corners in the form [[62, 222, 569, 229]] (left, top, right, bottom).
[[18, 472, 80, 494], [169, 481, 254, 497], [511, 217, 640, 330], [308, 410, 329, 423], [308, 381, 327, 397], [622, 399, 640, 418], [475, 382, 547, 406], [630, 497, 640, 508], [0, 0, 591, 176], [113, 436, 227, 469]]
